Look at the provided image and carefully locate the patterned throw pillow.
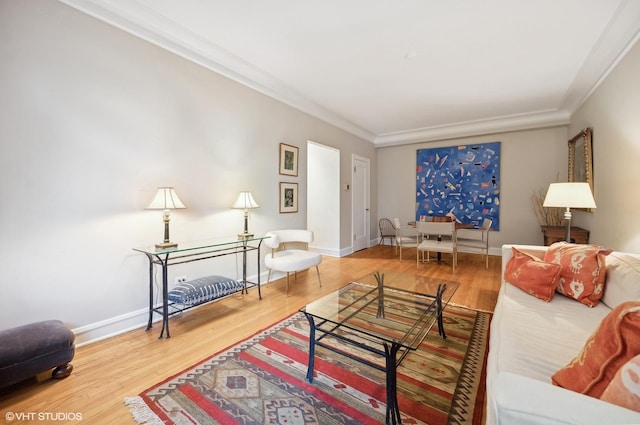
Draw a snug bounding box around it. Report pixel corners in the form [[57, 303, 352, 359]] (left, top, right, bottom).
[[504, 247, 562, 302], [601, 354, 640, 412], [543, 242, 612, 307], [168, 275, 243, 305], [552, 301, 640, 398]]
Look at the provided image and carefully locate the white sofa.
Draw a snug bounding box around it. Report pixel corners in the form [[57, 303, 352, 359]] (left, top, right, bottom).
[[486, 244, 640, 425]]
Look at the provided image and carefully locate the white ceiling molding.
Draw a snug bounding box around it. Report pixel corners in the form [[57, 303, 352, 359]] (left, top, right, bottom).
[[559, 0, 640, 113], [58, 1, 640, 147], [374, 110, 571, 147], [59, 0, 376, 142]]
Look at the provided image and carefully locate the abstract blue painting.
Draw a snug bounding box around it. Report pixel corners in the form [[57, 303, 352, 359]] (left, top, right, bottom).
[[416, 142, 500, 230]]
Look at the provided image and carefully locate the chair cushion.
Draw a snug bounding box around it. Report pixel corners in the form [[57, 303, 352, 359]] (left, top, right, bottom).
[[265, 249, 321, 272], [168, 275, 243, 305], [418, 239, 455, 253]]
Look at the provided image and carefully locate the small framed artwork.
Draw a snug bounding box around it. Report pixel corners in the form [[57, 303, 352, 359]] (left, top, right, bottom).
[[279, 182, 298, 213], [279, 143, 298, 176]]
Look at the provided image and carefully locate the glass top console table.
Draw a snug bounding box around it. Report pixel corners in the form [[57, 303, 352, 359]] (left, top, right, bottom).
[[133, 236, 268, 338], [301, 271, 459, 424]]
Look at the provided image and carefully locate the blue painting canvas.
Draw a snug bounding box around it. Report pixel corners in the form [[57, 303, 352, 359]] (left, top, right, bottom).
[[416, 142, 500, 230]]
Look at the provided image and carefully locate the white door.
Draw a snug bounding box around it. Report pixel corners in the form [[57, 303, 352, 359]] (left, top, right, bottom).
[[352, 155, 370, 252]]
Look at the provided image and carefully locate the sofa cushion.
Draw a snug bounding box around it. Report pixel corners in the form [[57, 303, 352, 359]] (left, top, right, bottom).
[[600, 354, 640, 412], [552, 301, 640, 398], [504, 247, 561, 302], [544, 242, 612, 307], [602, 252, 640, 309], [168, 275, 243, 305]]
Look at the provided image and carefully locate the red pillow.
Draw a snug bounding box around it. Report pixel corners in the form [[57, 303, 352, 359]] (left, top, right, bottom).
[[552, 301, 640, 398], [504, 247, 561, 302], [601, 354, 640, 412], [543, 242, 612, 307]]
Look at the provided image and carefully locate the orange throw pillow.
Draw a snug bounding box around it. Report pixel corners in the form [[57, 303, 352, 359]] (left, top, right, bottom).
[[601, 354, 640, 412], [504, 247, 561, 302], [552, 301, 640, 398], [543, 242, 612, 307]]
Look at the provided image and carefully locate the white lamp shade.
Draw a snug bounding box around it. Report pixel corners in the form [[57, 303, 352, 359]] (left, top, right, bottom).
[[146, 187, 186, 210], [233, 191, 259, 210], [543, 182, 596, 209]]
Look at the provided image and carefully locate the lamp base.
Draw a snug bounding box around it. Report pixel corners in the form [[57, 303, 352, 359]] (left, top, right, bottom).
[[155, 241, 178, 250], [237, 232, 254, 241]]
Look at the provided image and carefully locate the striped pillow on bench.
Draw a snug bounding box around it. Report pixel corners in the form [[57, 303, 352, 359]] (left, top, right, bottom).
[[168, 275, 243, 305]]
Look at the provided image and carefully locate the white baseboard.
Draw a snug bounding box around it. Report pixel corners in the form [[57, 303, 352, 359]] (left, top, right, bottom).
[[73, 272, 266, 346]]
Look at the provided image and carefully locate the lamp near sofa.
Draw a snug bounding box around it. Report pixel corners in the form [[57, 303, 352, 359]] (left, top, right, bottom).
[[543, 182, 596, 243]]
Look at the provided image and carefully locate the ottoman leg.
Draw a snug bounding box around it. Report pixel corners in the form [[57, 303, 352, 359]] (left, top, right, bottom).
[[52, 363, 73, 379]]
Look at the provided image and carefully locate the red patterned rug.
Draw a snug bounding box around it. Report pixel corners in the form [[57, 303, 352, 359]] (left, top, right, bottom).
[[125, 302, 490, 425]]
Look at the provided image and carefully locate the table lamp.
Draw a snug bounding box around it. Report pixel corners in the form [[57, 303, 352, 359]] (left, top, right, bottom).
[[146, 187, 186, 249], [543, 182, 596, 243], [233, 191, 259, 240]]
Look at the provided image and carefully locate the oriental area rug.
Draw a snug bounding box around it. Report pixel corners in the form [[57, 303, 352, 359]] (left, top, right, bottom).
[[125, 303, 490, 425]]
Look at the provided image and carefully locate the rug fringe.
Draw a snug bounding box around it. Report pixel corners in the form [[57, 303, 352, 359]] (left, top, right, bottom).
[[124, 396, 164, 425]]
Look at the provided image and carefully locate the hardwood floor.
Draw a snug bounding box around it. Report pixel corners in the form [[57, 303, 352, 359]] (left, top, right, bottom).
[[0, 246, 501, 424]]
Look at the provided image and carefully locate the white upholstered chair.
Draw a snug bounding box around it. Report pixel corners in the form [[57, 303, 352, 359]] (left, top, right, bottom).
[[456, 218, 492, 268], [393, 218, 418, 260], [416, 220, 457, 272], [264, 229, 322, 295]]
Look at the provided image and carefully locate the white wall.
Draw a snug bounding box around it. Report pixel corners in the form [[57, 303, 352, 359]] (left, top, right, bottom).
[[569, 37, 640, 252], [0, 0, 375, 343], [377, 127, 569, 253]]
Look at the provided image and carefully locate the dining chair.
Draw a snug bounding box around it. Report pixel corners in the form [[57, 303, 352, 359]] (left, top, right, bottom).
[[378, 218, 396, 247], [456, 218, 492, 268], [416, 220, 457, 272], [393, 218, 418, 260]]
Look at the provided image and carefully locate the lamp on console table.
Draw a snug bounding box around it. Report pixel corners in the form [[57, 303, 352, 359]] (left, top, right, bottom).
[[543, 182, 596, 243], [146, 187, 186, 249], [233, 191, 259, 240]]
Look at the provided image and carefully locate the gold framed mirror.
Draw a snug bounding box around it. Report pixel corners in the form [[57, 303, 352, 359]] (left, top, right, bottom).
[[568, 127, 594, 211]]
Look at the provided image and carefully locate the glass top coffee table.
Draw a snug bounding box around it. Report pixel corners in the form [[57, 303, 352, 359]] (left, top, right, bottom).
[[300, 271, 459, 425]]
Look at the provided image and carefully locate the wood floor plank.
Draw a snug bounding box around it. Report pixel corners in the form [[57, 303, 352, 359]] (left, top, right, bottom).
[[0, 245, 501, 424]]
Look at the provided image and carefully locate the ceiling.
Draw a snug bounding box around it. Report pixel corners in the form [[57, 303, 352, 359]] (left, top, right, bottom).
[[61, 0, 640, 146]]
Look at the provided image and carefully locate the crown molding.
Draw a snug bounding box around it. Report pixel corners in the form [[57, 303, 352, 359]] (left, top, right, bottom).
[[560, 0, 640, 113], [58, 0, 376, 143], [59, 0, 639, 147], [373, 110, 571, 147]]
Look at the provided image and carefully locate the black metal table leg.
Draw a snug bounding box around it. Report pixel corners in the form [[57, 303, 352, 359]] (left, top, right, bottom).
[[146, 256, 154, 331], [384, 342, 402, 425], [303, 312, 317, 383], [159, 257, 170, 339], [436, 283, 447, 339]]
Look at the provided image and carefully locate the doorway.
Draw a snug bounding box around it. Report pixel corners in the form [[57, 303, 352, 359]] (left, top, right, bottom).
[[307, 141, 340, 256]]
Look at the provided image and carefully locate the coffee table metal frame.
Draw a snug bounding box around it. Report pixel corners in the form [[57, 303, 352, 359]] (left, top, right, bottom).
[[301, 271, 459, 425]]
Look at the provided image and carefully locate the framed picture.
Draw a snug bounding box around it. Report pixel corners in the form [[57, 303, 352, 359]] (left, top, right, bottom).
[[279, 143, 298, 176], [279, 182, 298, 213]]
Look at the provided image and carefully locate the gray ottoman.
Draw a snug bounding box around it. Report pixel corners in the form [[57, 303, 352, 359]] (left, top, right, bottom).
[[0, 320, 75, 389]]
